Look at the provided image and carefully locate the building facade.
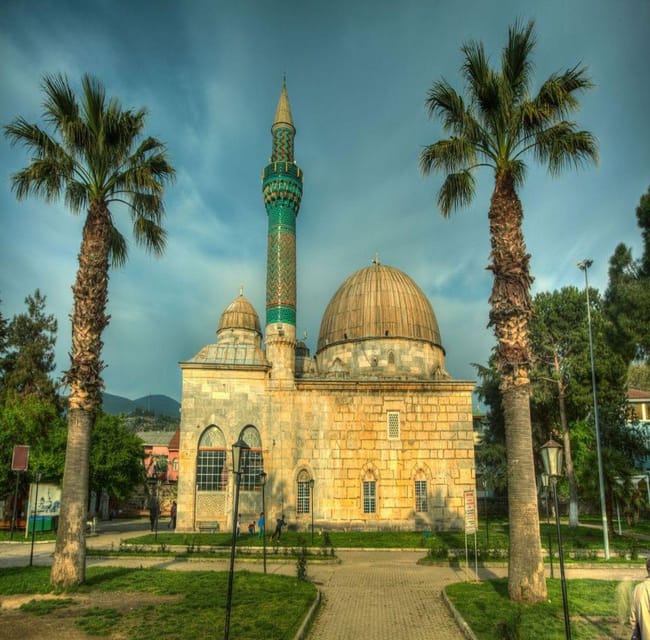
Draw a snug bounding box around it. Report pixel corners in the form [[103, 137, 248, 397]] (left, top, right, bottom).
[[176, 83, 476, 533]]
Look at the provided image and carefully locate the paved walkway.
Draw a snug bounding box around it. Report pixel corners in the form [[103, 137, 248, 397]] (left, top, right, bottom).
[[1, 520, 646, 640]]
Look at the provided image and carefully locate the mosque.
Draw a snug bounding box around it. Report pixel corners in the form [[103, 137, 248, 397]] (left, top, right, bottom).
[[175, 84, 476, 533]]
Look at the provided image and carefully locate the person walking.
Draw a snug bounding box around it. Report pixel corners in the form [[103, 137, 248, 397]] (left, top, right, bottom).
[[148, 496, 159, 532], [631, 557, 650, 639], [257, 512, 265, 538], [270, 514, 286, 541], [168, 500, 177, 529]]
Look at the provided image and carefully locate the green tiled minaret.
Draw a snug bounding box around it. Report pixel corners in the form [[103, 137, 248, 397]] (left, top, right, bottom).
[[263, 81, 303, 327]]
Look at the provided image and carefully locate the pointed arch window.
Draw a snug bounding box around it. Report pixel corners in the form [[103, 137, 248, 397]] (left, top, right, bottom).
[[362, 472, 377, 514], [240, 425, 263, 490], [197, 426, 227, 491], [297, 469, 311, 514]]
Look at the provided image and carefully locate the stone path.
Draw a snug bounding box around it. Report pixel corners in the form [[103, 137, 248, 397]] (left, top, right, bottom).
[[306, 550, 471, 640]]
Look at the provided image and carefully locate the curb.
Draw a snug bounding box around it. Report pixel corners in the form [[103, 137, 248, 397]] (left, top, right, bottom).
[[293, 590, 322, 640], [441, 588, 478, 640]]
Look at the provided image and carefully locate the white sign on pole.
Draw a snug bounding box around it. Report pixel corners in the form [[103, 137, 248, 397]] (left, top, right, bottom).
[[464, 489, 477, 534]]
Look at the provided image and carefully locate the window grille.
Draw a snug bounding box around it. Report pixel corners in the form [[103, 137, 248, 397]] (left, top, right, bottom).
[[387, 411, 400, 439], [415, 480, 428, 512], [197, 426, 227, 491], [197, 450, 227, 490], [363, 480, 376, 513], [240, 426, 264, 490], [241, 450, 263, 490], [297, 470, 311, 513]]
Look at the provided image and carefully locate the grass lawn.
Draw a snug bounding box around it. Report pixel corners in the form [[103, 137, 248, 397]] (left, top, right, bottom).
[[119, 521, 649, 563], [446, 578, 632, 639], [0, 565, 317, 640]]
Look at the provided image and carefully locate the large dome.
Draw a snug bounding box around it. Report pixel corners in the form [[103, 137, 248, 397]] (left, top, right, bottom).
[[317, 264, 443, 352]]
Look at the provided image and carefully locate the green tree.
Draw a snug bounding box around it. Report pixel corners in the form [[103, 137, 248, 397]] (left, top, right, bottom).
[[420, 21, 597, 602], [0, 395, 65, 504], [628, 362, 650, 391], [1, 290, 58, 401], [605, 186, 650, 363], [4, 74, 175, 588], [89, 412, 145, 501], [529, 286, 630, 528]]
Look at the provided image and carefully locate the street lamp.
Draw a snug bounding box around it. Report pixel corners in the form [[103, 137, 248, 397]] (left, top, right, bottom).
[[29, 472, 42, 567], [540, 439, 571, 640], [578, 259, 610, 560], [540, 473, 554, 579], [309, 478, 315, 545], [259, 471, 267, 574], [224, 436, 250, 640]]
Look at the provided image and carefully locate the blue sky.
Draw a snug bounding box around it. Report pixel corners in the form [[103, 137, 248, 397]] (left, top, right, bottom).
[[1, 0, 648, 403]]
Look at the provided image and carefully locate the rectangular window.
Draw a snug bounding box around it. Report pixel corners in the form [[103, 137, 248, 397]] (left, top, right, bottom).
[[415, 480, 428, 513], [387, 411, 400, 439], [363, 480, 376, 513], [241, 450, 263, 490], [297, 481, 311, 514], [197, 450, 226, 491]]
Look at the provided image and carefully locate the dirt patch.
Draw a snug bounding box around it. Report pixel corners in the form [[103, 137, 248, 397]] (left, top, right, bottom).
[[0, 591, 180, 639]]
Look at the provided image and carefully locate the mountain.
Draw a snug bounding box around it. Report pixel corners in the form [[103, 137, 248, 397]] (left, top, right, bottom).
[[102, 393, 180, 418]]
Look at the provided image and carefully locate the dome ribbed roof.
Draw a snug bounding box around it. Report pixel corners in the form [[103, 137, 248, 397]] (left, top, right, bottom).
[[317, 264, 442, 352], [217, 294, 262, 336]]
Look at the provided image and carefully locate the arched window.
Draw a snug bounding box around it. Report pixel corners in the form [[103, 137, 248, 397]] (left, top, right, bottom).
[[240, 425, 263, 490], [414, 470, 428, 513], [297, 469, 311, 514], [362, 472, 377, 514], [197, 426, 227, 491]]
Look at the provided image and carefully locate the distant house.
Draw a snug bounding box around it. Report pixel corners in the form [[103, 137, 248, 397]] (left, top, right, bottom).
[[628, 388, 650, 422], [137, 429, 180, 483]]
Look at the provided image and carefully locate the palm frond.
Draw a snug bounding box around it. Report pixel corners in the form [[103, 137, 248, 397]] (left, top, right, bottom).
[[132, 217, 167, 255], [109, 225, 128, 268], [64, 180, 89, 213], [425, 81, 468, 134], [533, 65, 594, 123], [534, 123, 599, 174], [437, 170, 476, 217], [10, 159, 68, 201], [462, 40, 502, 124], [419, 137, 476, 175], [501, 20, 535, 102]]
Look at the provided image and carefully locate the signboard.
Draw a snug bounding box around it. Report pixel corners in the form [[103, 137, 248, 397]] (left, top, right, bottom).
[[28, 483, 62, 517], [464, 489, 477, 535], [11, 445, 29, 471]]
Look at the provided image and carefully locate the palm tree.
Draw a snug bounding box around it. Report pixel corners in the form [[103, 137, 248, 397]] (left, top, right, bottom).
[[4, 74, 175, 588], [420, 21, 597, 602]]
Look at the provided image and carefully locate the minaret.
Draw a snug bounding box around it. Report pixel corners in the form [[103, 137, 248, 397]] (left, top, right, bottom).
[[263, 80, 303, 385]]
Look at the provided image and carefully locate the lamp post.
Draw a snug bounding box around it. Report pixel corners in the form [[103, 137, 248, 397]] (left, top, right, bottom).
[[578, 259, 610, 560], [541, 439, 571, 640], [29, 472, 42, 567], [259, 471, 267, 574], [309, 478, 315, 545], [224, 436, 250, 640], [541, 473, 554, 579]]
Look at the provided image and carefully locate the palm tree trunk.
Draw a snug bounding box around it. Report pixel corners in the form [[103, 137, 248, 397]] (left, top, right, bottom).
[[51, 202, 111, 589], [489, 172, 546, 602]]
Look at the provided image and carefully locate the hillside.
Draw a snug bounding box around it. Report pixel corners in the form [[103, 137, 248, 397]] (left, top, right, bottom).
[[102, 393, 180, 418]]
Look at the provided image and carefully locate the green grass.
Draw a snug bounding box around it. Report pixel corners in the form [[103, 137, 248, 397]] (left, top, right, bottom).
[[446, 578, 629, 639], [0, 566, 317, 640], [0, 529, 57, 542], [119, 521, 649, 563]]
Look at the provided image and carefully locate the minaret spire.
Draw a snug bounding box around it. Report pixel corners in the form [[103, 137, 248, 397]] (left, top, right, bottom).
[[262, 80, 304, 386]]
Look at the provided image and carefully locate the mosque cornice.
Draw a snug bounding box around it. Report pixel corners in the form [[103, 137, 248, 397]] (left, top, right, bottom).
[[179, 362, 271, 372], [295, 379, 475, 393]]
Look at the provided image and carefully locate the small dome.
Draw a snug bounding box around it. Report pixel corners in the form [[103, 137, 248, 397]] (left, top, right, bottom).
[[217, 294, 262, 336], [317, 264, 442, 352]]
